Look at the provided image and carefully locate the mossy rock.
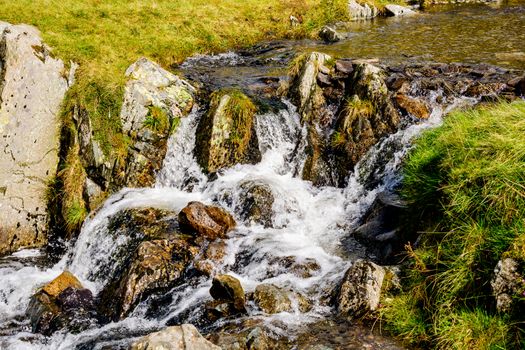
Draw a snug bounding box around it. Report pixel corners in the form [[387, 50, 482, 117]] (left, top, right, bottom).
[[196, 88, 261, 173]]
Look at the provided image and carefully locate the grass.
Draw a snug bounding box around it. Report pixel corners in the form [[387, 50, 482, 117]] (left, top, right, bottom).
[[0, 0, 349, 155], [380, 101, 525, 349]]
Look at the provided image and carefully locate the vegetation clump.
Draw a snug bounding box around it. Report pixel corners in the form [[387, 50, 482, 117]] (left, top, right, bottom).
[[381, 101, 525, 349]]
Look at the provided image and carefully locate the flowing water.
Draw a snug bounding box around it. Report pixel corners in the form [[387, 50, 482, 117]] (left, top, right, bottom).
[[0, 2, 524, 349]]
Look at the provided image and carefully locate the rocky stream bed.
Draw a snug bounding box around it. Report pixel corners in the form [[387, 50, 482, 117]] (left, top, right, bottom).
[[0, 1, 525, 349]]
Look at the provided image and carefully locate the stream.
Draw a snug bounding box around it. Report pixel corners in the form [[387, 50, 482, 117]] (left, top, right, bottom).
[[1, 1, 524, 349]]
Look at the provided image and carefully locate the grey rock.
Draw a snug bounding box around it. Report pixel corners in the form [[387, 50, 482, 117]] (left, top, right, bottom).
[[491, 258, 524, 313], [347, 0, 378, 20], [0, 22, 69, 255], [319, 26, 345, 43], [131, 324, 221, 350], [337, 259, 386, 317], [119, 58, 195, 187], [384, 4, 416, 16]]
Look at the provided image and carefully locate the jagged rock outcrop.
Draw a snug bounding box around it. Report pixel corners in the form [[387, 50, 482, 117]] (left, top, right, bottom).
[[347, 0, 378, 20], [118, 58, 195, 187], [195, 88, 261, 173], [131, 324, 221, 350], [96, 207, 203, 320], [26, 271, 96, 335], [0, 23, 70, 255]]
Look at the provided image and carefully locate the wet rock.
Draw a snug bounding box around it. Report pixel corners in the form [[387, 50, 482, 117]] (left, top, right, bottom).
[[353, 192, 407, 263], [98, 238, 196, 320], [0, 23, 70, 255], [465, 81, 505, 98], [131, 324, 221, 350], [508, 75, 525, 96], [336, 259, 386, 317], [210, 274, 246, 312], [238, 182, 274, 227], [179, 201, 236, 240], [209, 325, 279, 350], [118, 57, 195, 187], [384, 4, 416, 16], [331, 63, 400, 185], [288, 52, 332, 117], [252, 284, 311, 314], [491, 258, 524, 313], [195, 240, 228, 276], [26, 271, 96, 335], [195, 88, 261, 173], [347, 0, 378, 20], [319, 26, 345, 43], [395, 93, 430, 119], [253, 284, 292, 314]]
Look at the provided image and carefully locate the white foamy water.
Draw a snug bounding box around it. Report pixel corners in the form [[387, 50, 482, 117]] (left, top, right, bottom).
[[0, 91, 475, 348]]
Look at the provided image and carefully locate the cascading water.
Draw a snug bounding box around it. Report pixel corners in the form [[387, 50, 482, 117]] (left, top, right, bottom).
[[0, 81, 475, 348]]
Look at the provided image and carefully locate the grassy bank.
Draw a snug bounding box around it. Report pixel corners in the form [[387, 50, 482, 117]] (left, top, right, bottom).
[[0, 0, 349, 154], [381, 101, 525, 349]]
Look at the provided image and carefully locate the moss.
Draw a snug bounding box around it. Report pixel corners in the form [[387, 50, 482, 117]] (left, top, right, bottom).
[[382, 101, 525, 349]]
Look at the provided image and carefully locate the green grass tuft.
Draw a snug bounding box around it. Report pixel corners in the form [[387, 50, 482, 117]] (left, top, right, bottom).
[[381, 101, 525, 349]]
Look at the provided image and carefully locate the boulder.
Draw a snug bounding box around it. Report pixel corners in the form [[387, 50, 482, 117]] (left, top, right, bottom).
[[491, 258, 524, 313], [26, 271, 96, 335], [347, 0, 378, 21], [195, 88, 260, 173], [131, 324, 221, 350], [336, 259, 386, 317], [384, 4, 416, 16], [0, 23, 70, 255], [395, 93, 430, 119], [353, 192, 407, 263], [98, 238, 197, 320], [508, 75, 525, 96], [118, 58, 195, 187], [238, 182, 274, 227], [195, 240, 228, 276], [253, 284, 292, 314], [208, 325, 280, 350], [319, 26, 345, 43], [252, 284, 310, 314], [178, 201, 236, 240], [331, 63, 400, 185], [209, 274, 246, 312]]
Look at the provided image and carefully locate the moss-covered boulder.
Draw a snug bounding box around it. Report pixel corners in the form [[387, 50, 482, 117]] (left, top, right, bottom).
[[196, 89, 261, 173], [252, 283, 311, 314], [330, 62, 400, 185], [118, 58, 195, 187]]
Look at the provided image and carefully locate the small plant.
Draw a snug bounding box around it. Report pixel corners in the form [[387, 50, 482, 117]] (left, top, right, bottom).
[[65, 200, 88, 233], [331, 130, 348, 149], [143, 106, 170, 133]]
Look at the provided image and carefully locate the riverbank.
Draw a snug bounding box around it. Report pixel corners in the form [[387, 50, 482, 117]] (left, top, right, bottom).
[[381, 101, 525, 349], [0, 0, 353, 156]]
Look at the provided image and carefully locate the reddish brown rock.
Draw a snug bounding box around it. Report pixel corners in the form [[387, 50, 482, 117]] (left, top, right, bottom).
[[178, 202, 236, 240], [395, 93, 430, 119]]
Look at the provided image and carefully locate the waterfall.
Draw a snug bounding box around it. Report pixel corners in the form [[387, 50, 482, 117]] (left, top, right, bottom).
[[0, 90, 476, 349]]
